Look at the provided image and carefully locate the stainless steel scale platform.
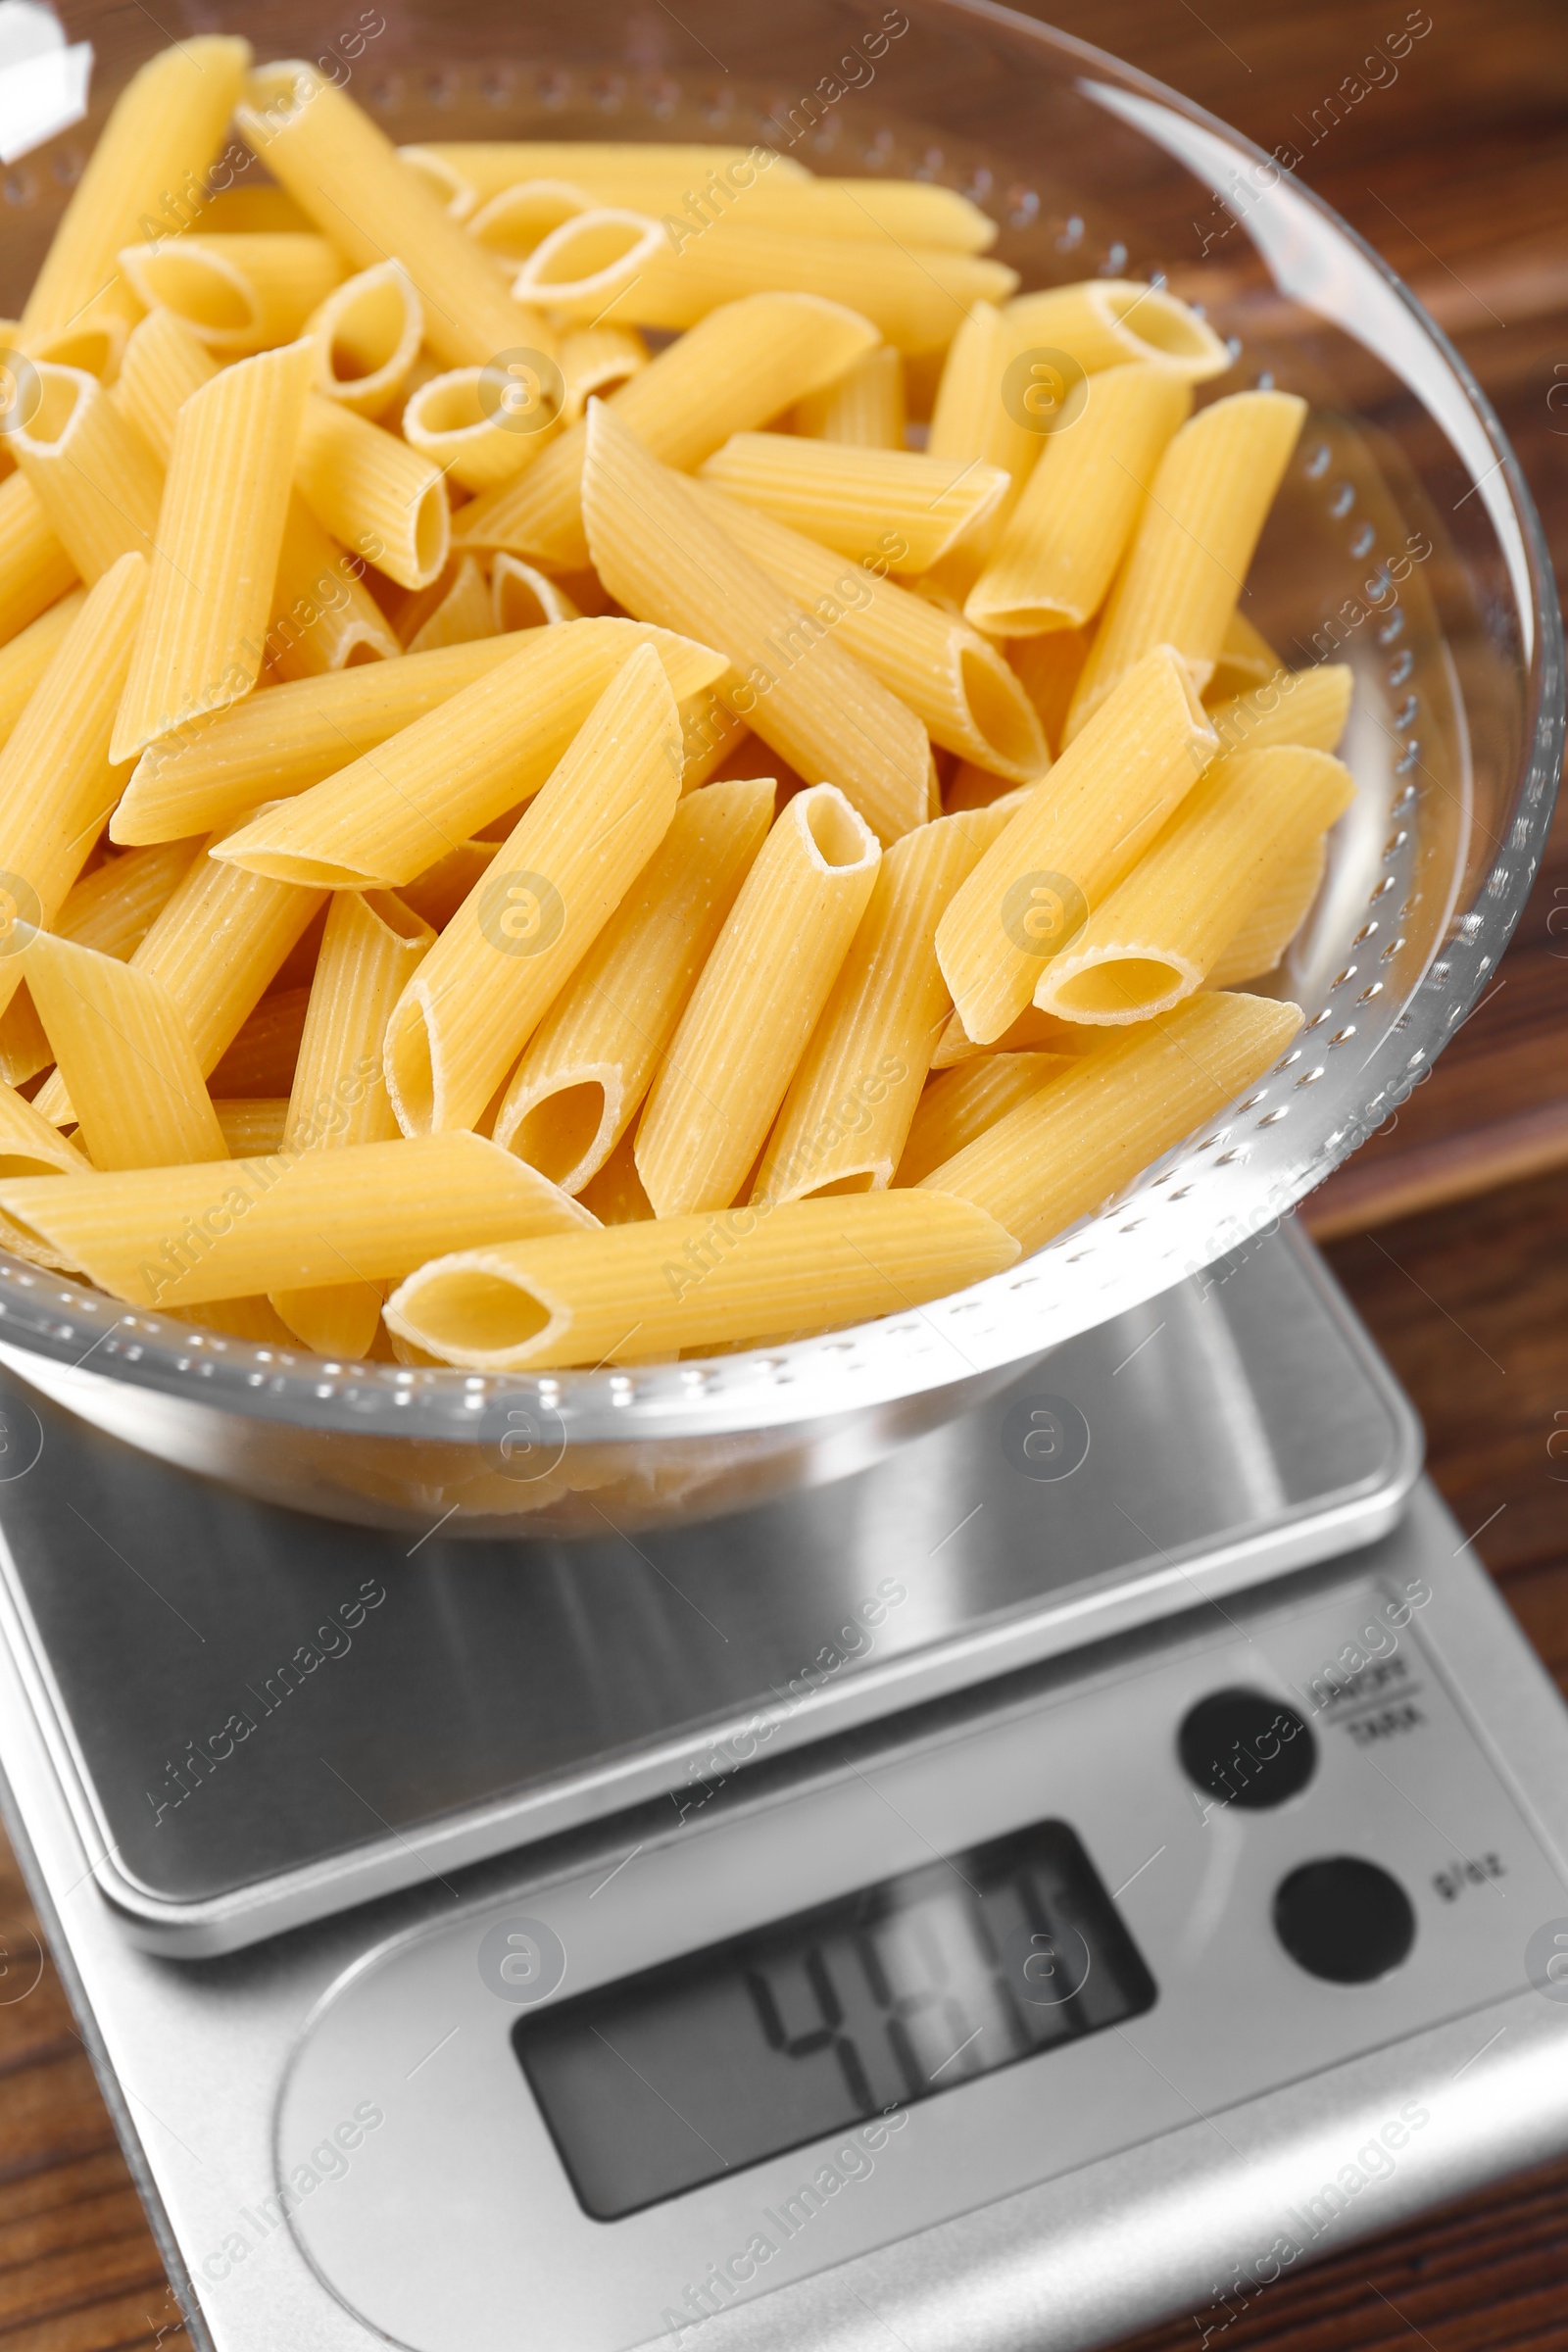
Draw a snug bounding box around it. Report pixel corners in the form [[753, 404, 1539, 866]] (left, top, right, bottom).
[[2, 1221, 1567, 2352]]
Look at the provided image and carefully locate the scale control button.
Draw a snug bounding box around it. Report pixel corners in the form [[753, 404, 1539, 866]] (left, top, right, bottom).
[[1177, 1688, 1316, 1810], [1273, 1856, 1416, 1984]]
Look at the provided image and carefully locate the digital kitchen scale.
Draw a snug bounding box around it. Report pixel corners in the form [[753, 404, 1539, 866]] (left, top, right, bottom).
[[3, 1221, 1568, 2352]]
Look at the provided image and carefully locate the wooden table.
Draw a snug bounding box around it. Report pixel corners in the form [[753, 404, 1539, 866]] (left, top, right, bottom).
[[4, 3, 1568, 2346]]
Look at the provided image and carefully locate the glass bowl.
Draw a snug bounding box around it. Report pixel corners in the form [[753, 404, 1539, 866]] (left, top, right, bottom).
[[0, 0, 1559, 1536]]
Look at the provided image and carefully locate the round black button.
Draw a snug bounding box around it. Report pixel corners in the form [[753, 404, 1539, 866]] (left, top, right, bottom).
[[1273, 1856, 1416, 1984], [1177, 1688, 1316, 1811]]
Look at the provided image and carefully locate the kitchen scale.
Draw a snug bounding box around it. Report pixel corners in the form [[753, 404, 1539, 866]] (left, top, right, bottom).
[[3, 1219, 1568, 2352]]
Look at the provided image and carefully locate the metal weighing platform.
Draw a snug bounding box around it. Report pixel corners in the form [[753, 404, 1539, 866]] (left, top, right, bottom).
[[2, 1223, 1567, 2352]]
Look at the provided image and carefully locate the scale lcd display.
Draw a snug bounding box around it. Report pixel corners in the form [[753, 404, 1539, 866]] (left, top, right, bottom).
[[514, 1817, 1155, 2220]]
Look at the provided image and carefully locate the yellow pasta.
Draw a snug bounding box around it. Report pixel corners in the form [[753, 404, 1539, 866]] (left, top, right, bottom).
[[466, 179, 592, 266], [1002, 280, 1231, 383], [199, 187, 316, 235], [381, 644, 683, 1137], [1035, 747, 1355, 1023], [266, 497, 402, 681], [1008, 627, 1091, 760], [936, 645, 1216, 1042], [0, 836, 203, 1086], [490, 555, 579, 633], [0, 589, 84, 751], [698, 433, 1008, 573], [792, 345, 906, 448], [403, 368, 551, 493], [0, 474, 77, 653], [692, 483, 1047, 783], [112, 633, 546, 845], [1065, 391, 1307, 738], [270, 888, 434, 1354], [0, 1132, 594, 1310], [206, 985, 311, 1099], [21, 37, 253, 337], [408, 142, 811, 206], [583, 405, 932, 844], [213, 619, 723, 889], [111, 308, 220, 464], [306, 260, 424, 421], [454, 292, 880, 571], [894, 1053, 1073, 1188], [755, 807, 1004, 1204], [294, 394, 450, 594], [215, 1098, 290, 1155], [1210, 838, 1328, 989], [397, 840, 500, 933], [111, 340, 318, 765], [493, 776, 773, 1191], [576, 1127, 654, 1226], [396, 146, 480, 221], [0, 1084, 91, 1266], [920, 992, 1302, 1252], [407, 557, 498, 656], [636, 785, 881, 1216], [12, 367, 164, 582], [236, 66, 559, 373], [929, 1001, 1087, 1069], [22, 931, 227, 1170], [925, 303, 1046, 586], [965, 365, 1193, 636], [560, 325, 648, 421], [1206, 663, 1353, 760], [15, 317, 129, 385], [1204, 609, 1284, 705], [118, 235, 346, 356], [385, 1192, 1017, 1370]]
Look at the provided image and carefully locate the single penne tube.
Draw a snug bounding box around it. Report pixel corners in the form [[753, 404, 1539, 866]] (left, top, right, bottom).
[[920, 991, 1303, 1252], [382, 644, 684, 1135], [466, 179, 593, 265], [397, 145, 480, 220], [1008, 627, 1091, 760], [0, 833, 203, 1082], [14, 317, 130, 386], [22, 930, 227, 1170], [677, 691, 751, 793], [1034, 746, 1355, 1023], [492, 776, 774, 1191], [754, 807, 1004, 1204], [213, 619, 724, 889], [1208, 836, 1329, 987], [11, 366, 164, 582], [293, 394, 450, 594], [560, 324, 648, 420], [236, 65, 559, 372], [0, 475, 78, 652], [113, 634, 546, 844], [118, 235, 346, 355], [386, 1190, 1018, 1370], [0, 1131, 595, 1310], [936, 645, 1216, 1041], [0, 589, 84, 750], [792, 344, 906, 449], [112, 340, 318, 765], [266, 496, 402, 680], [490, 555, 578, 633], [111, 308, 220, 463], [698, 432, 1008, 572], [926, 302, 1046, 571], [0, 556, 145, 1025], [893, 1053, 1073, 1188], [215, 1098, 290, 1155], [964, 364, 1194, 636], [0, 1084, 92, 1267], [636, 785, 881, 1217], [407, 557, 499, 656], [306, 260, 424, 420], [929, 1001, 1087, 1069], [403, 368, 548, 493], [466, 166, 993, 255], [1065, 391, 1308, 738], [1206, 662, 1354, 760], [206, 985, 311, 1099], [583, 405, 931, 844], [407, 142, 811, 204], [1204, 608, 1284, 704], [270, 887, 434, 1353], [692, 483, 1047, 782], [21, 37, 253, 337], [1002, 279, 1231, 382], [513, 210, 1016, 351], [453, 292, 881, 571]]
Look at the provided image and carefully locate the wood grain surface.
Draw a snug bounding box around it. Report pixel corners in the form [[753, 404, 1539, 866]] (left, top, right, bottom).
[[2, 3, 1567, 2348]]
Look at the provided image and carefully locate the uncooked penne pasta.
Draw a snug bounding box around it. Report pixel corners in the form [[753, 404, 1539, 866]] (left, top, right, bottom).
[[920, 992, 1302, 1252], [1204, 608, 1284, 704], [1003, 280, 1231, 383], [755, 808, 1004, 1204], [0, 474, 77, 652], [0, 832, 204, 1082], [403, 368, 551, 494], [111, 308, 220, 464], [22, 931, 227, 1170], [490, 555, 578, 633], [0, 1085, 91, 1266], [294, 395, 450, 594], [397, 840, 500, 932], [699, 433, 1008, 574], [267, 496, 401, 681], [576, 1127, 653, 1226], [207, 986, 311, 1098], [1206, 663, 1353, 760], [560, 325, 648, 420], [583, 405, 931, 844], [0, 1133, 594, 1310], [792, 345, 906, 448], [119, 235, 346, 356], [215, 1098, 290, 1155], [12, 367, 164, 583], [21, 37, 253, 337], [1065, 391, 1307, 738], [199, 187, 315, 235], [1035, 746, 1355, 1023], [112, 340, 317, 765], [381, 646, 683, 1137], [493, 776, 773, 1191], [1008, 628, 1091, 760], [965, 365, 1193, 636], [15, 317, 128, 384], [409, 141, 811, 206], [692, 482, 1047, 783], [1208, 837, 1328, 987], [397, 146, 479, 221], [893, 1053, 1072, 1189], [236, 65, 559, 373], [466, 179, 592, 266], [454, 293, 880, 571], [0, 589, 84, 750], [929, 1001, 1087, 1068], [307, 261, 424, 421], [214, 619, 723, 889], [637, 785, 881, 1217], [926, 303, 1047, 577], [270, 887, 434, 1353], [407, 557, 498, 656], [386, 1191, 1018, 1370], [937, 646, 1216, 1042]]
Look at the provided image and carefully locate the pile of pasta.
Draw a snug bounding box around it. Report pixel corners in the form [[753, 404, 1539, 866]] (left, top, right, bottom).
[[0, 39, 1354, 1375]]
